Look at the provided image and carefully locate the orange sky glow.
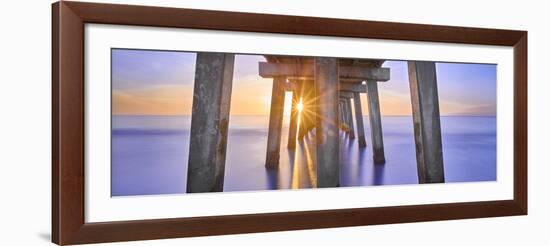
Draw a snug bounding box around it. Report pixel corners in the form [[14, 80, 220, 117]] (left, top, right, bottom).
[[112, 51, 496, 117]]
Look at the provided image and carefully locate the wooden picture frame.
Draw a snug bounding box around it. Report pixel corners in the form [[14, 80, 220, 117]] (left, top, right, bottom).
[[52, 1, 527, 245]]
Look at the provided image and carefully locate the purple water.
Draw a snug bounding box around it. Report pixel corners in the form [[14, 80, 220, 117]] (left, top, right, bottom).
[[111, 115, 496, 196]]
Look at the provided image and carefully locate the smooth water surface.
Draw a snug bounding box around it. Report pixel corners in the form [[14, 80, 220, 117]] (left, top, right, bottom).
[[111, 115, 496, 196]]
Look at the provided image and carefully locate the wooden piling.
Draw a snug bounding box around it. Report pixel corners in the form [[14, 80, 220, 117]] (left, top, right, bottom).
[[187, 53, 234, 193], [408, 61, 445, 183], [315, 57, 340, 188], [265, 77, 286, 168], [353, 92, 367, 147]]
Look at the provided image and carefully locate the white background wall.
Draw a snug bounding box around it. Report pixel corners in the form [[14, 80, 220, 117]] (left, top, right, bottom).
[[0, 0, 547, 245]]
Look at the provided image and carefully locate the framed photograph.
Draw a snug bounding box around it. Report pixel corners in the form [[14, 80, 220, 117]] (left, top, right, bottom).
[[52, 1, 527, 245]]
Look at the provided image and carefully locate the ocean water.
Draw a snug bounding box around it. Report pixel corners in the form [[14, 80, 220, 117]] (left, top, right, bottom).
[[111, 115, 496, 196]]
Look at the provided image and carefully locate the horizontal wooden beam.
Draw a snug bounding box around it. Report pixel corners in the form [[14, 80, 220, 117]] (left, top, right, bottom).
[[259, 62, 390, 81]]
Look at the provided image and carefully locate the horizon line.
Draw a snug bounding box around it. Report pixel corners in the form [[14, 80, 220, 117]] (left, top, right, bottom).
[[112, 114, 497, 117]]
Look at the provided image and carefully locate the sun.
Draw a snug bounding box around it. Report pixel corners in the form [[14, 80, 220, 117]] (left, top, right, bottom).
[[297, 99, 304, 112]]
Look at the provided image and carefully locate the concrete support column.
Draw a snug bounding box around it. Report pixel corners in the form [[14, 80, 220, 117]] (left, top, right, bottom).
[[408, 61, 445, 183], [366, 80, 386, 164], [187, 53, 235, 193], [265, 77, 287, 168], [315, 57, 340, 188], [287, 89, 300, 149], [353, 92, 367, 148], [345, 98, 355, 139]]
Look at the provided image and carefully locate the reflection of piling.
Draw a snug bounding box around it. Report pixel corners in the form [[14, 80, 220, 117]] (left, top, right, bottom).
[[408, 61, 445, 183], [186, 53, 234, 193]]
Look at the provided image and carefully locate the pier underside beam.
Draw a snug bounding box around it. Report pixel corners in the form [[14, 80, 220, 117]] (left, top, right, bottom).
[[259, 62, 390, 82]]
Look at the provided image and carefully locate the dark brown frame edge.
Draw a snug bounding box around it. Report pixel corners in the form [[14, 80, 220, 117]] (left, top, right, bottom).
[[52, 1, 527, 245]]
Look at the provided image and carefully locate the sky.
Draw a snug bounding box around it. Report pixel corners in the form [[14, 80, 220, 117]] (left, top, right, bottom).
[[112, 49, 496, 116]]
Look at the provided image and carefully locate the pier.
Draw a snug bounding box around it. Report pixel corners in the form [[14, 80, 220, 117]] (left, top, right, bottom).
[[186, 53, 445, 192]]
